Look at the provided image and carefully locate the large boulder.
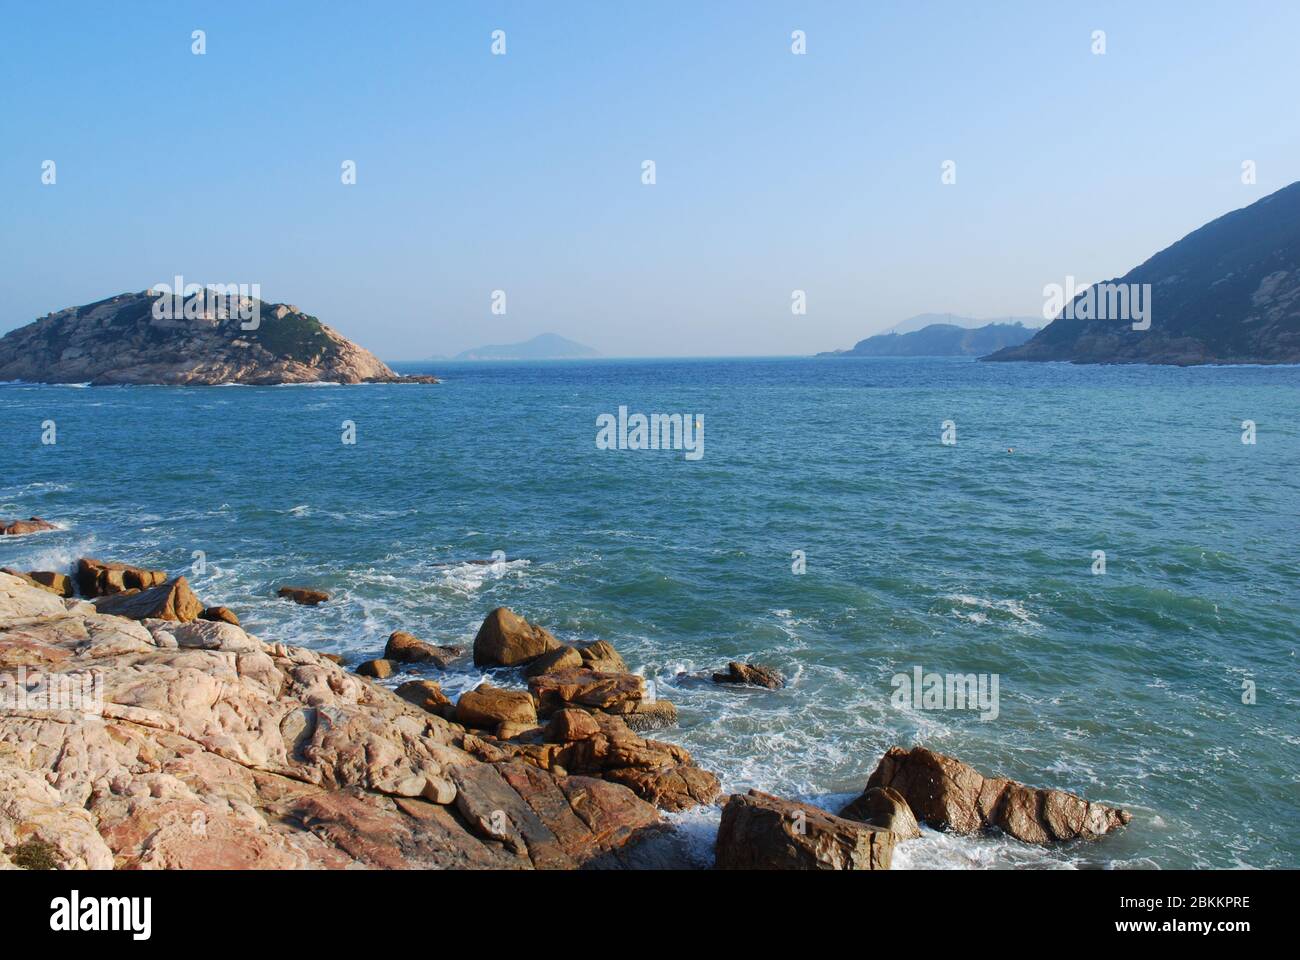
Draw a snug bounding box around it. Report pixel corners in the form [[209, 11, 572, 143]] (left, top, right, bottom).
[[528, 668, 645, 716], [92, 576, 203, 622], [838, 785, 921, 840], [396, 680, 453, 715], [544, 708, 601, 743], [712, 661, 784, 689], [866, 746, 1131, 844], [385, 631, 462, 668], [76, 557, 167, 597], [524, 645, 584, 678], [578, 640, 627, 673], [456, 685, 538, 730], [473, 607, 561, 667], [715, 790, 895, 870], [1, 517, 57, 536]]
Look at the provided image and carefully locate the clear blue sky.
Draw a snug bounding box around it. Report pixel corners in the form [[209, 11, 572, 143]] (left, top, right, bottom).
[[3, 1, 1298, 358]]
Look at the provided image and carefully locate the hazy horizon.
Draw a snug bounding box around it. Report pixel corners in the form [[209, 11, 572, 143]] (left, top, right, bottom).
[[4, 1, 1299, 358]]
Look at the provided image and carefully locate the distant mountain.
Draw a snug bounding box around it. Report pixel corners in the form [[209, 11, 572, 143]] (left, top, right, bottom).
[[448, 333, 599, 361], [986, 181, 1300, 365], [818, 321, 1037, 358], [0, 291, 436, 385], [884, 313, 1042, 335]]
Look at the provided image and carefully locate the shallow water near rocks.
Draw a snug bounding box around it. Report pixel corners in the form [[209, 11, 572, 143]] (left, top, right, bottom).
[[2, 357, 1297, 868]]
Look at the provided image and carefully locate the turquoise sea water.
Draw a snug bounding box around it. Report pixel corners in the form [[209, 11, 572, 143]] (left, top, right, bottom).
[[2, 357, 1297, 868]]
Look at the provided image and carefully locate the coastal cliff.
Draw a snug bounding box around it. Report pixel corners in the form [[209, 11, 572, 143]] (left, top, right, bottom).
[[0, 291, 435, 385]]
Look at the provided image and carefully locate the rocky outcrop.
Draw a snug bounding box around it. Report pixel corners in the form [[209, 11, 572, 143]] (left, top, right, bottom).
[[278, 586, 329, 606], [715, 790, 895, 870], [384, 631, 461, 668], [473, 607, 561, 667], [838, 785, 921, 840], [0, 571, 669, 869], [985, 180, 1300, 365], [0, 290, 439, 385], [867, 746, 1131, 844], [712, 661, 784, 690], [76, 558, 167, 598], [529, 668, 645, 716], [92, 576, 204, 622], [1, 517, 57, 537]]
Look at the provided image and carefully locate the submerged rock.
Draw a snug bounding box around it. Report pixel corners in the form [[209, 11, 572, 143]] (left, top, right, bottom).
[[867, 746, 1131, 844], [712, 661, 784, 690], [277, 586, 329, 606], [473, 607, 561, 667], [715, 790, 895, 870], [385, 630, 462, 668], [0, 517, 57, 537]]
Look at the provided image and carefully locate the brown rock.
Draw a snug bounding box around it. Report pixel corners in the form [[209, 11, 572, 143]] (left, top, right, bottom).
[[355, 658, 395, 679], [715, 790, 895, 870], [544, 708, 601, 743], [712, 661, 784, 689], [75, 557, 167, 597], [528, 668, 645, 716], [472, 607, 560, 667], [604, 765, 721, 813], [395, 680, 451, 714], [278, 586, 329, 605], [200, 606, 240, 626], [838, 785, 922, 840], [456, 685, 538, 730], [93, 576, 203, 622], [1, 517, 57, 537], [866, 746, 1131, 844], [496, 721, 543, 741], [524, 645, 583, 678], [578, 639, 627, 673], [384, 630, 461, 668], [28, 571, 74, 598], [623, 700, 678, 733]]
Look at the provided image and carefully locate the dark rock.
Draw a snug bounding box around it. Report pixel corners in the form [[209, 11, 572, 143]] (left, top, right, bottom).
[[712, 661, 784, 690], [715, 789, 895, 870], [278, 586, 329, 605], [384, 630, 461, 668], [866, 746, 1131, 843], [76, 557, 167, 597], [200, 606, 240, 626]]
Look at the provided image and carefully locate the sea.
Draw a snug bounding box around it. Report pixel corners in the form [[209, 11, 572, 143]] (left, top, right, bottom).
[[2, 356, 1297, 869]]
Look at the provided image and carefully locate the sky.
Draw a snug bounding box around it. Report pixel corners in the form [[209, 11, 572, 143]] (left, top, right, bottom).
[[3, 1, 1299, 359]]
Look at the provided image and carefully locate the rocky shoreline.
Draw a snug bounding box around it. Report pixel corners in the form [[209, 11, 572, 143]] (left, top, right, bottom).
[[0, 537, 1132, 870]]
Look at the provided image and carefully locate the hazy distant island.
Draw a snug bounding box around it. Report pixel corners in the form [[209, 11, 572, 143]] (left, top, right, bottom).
[[0, 290, 437, 386], [442, 333, 600, 362], [818, 318, 1039, 358], [987, 180, 1300, 365]]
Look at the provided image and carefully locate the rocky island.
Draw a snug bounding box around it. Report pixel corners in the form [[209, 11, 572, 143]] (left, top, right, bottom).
[[818, 321, 1037, 358], [0, 532, 1132, 871], [986, 180, 1300, 365], [0, 290, 437, 385]]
